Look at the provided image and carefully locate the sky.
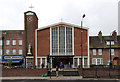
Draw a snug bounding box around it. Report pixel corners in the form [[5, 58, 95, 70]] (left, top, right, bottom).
[[0, 0, 119, 36]]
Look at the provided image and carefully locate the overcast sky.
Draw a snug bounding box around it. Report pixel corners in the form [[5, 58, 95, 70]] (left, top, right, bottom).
[[0, 0, 119, 35]]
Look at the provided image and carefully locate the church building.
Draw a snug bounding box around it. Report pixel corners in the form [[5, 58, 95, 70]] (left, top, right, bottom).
[[24, 11, 89, 68]]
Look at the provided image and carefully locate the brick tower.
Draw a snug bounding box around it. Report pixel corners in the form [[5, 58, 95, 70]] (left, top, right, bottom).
[[24, 11, 38, 68]]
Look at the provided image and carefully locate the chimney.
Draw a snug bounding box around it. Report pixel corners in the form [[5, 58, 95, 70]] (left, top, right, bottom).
[[98, 31, 102, 43], [112, 30, 117, 42]]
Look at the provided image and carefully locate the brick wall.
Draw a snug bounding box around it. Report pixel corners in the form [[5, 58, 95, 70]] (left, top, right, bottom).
[[24, 11, 38, 57], [90, 48, 120, 65], [2, 31, 24, 55], [78, 68, 120, 79], [24, 11, 38, 67], [74, 28, 88, 56], [2, 68, 47, 77], [37, 28, 50, 56]]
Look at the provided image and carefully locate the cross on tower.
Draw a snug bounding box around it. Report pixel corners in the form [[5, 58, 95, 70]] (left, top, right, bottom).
[[29, 4, 34, 11], [60, 18, 63, 22]]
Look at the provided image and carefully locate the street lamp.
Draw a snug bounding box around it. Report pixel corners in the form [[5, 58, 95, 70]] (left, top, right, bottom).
[[80, 14, 85, 69], [109, 33, 112, 67], [2, 37, 4, 60]]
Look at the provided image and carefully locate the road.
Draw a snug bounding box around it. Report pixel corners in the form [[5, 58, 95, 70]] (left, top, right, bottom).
[[1, 80, 120, 82]]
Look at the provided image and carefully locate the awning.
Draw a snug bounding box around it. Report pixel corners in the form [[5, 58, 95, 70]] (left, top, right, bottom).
[[3, 55, 24, 60], [2, 59, 23, 63]]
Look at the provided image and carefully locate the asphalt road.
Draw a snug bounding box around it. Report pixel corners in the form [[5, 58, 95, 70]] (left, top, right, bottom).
[[1, 80, 120, 82]]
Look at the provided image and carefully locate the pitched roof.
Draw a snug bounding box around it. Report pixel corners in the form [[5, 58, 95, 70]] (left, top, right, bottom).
[[37, 22, 88, 31], [89, 36, 120, 49]]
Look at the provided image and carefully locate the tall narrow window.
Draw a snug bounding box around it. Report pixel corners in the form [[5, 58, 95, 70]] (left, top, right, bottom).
[[93, 49, 96, 55], [19, 40, 22, 45], [6, 49, 10, 54], [6, 40, 10, 45], [66, 27, 72, 54], [59, 26, 65, 54], [111, 41, 114, 45], [84, 58, 88, 67], [92, 58, 96, 65], [97, 58, 103, 65], [12, 40, 16, 45], [12, 49, 16, 54], [0, 40, 2, 45], [19, 49, 22, 54], [98, 49, 102, 55], [111, 49, 114, 55], [52, 27, 58, 54], [0, 49, 2, 55], [97, 59, 101, 65]]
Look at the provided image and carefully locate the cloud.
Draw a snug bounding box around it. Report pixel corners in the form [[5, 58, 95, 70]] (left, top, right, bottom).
[[0, 0, 119, 35]]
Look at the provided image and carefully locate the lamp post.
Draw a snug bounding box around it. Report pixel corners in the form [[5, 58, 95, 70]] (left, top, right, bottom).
[[2, 37, 4, 61], [109, 33, 112, 67], [80, 14, 85, 69]]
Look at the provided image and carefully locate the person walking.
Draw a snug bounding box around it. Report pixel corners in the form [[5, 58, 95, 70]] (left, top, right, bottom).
[[56, 66, 59, 77], [60, 62, 63, 70], [41, 63, 44, 69]]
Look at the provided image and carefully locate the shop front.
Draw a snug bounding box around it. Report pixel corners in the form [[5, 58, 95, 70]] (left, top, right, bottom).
[[2, 54, 24, 67]]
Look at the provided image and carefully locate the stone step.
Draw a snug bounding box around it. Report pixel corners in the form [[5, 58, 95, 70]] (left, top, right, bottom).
[[48, 71, 79, 76]]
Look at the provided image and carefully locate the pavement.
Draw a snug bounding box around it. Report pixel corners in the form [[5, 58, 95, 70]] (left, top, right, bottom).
[[1, 76, 120, 80], [1, 76, 82, 80]]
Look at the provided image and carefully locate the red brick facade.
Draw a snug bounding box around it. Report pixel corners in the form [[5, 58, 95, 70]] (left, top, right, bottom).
[[37, 28, 50, 56], [24, 11, 38, 68], [74, 28, 88, 56], [90, 48, 120, 65], [2, 30, 24, 55], [36, 24, 89, 68], [89, 31, 120, 65], [2, 68, 47, 77]]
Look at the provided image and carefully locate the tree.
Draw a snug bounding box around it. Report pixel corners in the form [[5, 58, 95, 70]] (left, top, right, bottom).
[[8, 59, 12, 68]]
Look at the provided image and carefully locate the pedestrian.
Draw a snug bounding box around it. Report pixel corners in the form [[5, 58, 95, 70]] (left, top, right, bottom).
[[56, 66, 59, 77], [41, 63, 44, 69], [60, 62, 64, 70], [60, 62, 62, 70]]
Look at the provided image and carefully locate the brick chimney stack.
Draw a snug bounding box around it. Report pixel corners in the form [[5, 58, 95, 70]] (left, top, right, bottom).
[[98, 31, 102, 43], [112, 30, 117, 42]]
